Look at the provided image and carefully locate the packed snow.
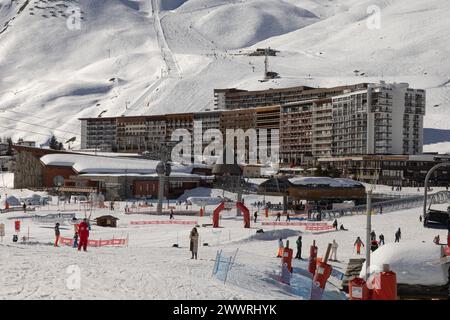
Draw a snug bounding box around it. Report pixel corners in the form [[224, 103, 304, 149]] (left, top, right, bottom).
[[0, 178, 448, 299], [360, 242, 448, 286]]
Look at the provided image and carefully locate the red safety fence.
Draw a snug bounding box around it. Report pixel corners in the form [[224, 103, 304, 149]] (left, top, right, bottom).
[[130, 220, 198, 225], [445, 246, 450, 256], [305, 225, 335, 232], [262, 222, 329, 227], [59, 237, 127, 247]]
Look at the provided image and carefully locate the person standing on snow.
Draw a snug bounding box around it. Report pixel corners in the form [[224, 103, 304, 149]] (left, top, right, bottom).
[[354, 237, 364, 255], [73, 232, 79, 248], [370, 239, 379, 252], [275, 212, 281, 222], [379, 234, 385, 246], [189, 227, 199, 259], [286, 213, 291, 222], [78, 218, 90, 252], [254, 211, 258, 223], [295, 236, 302, 259], [433, 235, 440, 244], [54, 223, 60, 247], [333, 219, 338, 230], [277, 238, 284, 257], [330, 240, 339, 261], [394, 228, 401, 243], [370, 230, 376, 241], [170, 209, 174, 220]]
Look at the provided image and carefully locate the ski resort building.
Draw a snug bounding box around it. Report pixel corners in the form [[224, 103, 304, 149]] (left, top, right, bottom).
[[79, 82, 426, 167], [317, 154, 450, 187], [80, 116, 117, 151], [115, 115, 166, 153], [213, 84, 368, 110], [331, 82, 426, 156], [12, 146, 213, 200]]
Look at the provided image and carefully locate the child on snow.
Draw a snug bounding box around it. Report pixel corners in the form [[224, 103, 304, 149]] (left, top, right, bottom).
[[189, 227, 199, 260], [354, 237, 364, 255], [277, 238, 284, 257]]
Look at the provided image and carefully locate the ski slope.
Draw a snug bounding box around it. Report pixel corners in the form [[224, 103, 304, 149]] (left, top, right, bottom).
[[0, 0, 449, 150]]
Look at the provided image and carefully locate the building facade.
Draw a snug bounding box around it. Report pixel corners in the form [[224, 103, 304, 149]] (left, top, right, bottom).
[[80, 117, 117, 151], [318, 154, 450, 187], [214, 84, 368, 110], [332, 82, 426, 157]]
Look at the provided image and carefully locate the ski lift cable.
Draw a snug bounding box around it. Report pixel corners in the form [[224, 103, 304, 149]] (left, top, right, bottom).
[[4, 110, 81, 130], [0, 115, 80, 136], [0, 123, 75, 142]]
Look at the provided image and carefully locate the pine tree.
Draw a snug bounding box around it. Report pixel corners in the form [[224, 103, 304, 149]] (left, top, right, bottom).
[[49, 135, 59, 150], [6, 137, 13, 156]]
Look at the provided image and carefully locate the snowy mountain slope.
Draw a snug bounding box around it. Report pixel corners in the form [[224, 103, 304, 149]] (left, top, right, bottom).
[[0, 0, 449, 150], [0, 0, 163, 142]]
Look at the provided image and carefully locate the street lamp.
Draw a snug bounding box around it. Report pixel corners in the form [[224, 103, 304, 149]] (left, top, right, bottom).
[[156, 159, 171, 215], [365, 186, 374, 280]]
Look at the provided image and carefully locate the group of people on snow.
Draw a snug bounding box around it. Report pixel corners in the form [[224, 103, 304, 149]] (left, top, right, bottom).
[[54, 218, 90, 252]]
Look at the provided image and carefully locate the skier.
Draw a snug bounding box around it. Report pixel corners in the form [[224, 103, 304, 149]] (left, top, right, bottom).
[[433, 235, 440, 244], [295, 236, 302, 259], [330, 240, 338, 261], [275, 212, 281, 222], [54, 223, 60, 247], [370, 230, 376, 241], [286, 213, 291, 222], [277, 238, 284, 258], [419, 215, 423, 223], [253, 211, 258, 223], [169, 209, 174, 220], [23, 203, 27, 213], [78, 218, 89, 252], [189, 227, 199, 260], [379, 233, 385, 246], [332, 219, 338, 230], [370, 239, 379, 252], [394, 228, 401, 243], [354, 237, 364, 255], [379, 206, 383, 215], [73, 232, 78, 248]]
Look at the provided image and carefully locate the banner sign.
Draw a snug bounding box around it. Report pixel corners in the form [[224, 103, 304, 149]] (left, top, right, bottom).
[[305, 225, 334, 232], [262, 222, 329, 227], [130, 220, 197, 225]]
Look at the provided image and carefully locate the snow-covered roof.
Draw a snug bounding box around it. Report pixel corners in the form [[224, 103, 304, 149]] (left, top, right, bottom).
[[360, 242, 448, 286], [40, 154, 193, 175], [288, 177, 364, 188]]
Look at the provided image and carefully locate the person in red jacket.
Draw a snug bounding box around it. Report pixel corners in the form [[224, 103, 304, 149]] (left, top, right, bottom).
[[78, 218, 89, 252]]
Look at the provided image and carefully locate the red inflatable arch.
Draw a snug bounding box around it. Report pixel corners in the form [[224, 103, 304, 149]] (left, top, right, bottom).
[[212, 202, 250, 228]]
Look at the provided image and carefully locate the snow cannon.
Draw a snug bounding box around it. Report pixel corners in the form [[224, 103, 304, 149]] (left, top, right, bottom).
[[349, 277, 371, 300], [282, 240, 294, 273], [312, 243, 333, 290], [369, 264, 397, 300], [308, 240, 318, 274]]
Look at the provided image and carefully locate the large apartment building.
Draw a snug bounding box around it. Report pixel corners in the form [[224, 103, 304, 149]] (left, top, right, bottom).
[[214, 84, 368, 110], [332, 82, 426, 157], [80, 82, 426, 165], [80, 117, 117, 151]]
